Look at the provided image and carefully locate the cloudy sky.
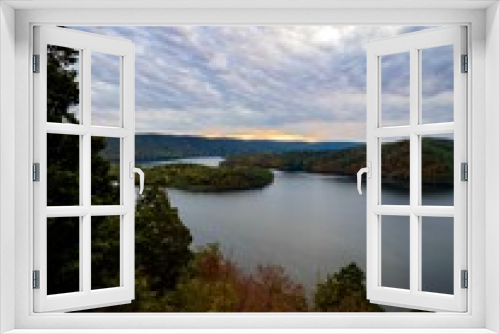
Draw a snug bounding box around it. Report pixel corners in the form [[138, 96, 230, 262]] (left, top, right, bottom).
[[71, 26, 453, 142]]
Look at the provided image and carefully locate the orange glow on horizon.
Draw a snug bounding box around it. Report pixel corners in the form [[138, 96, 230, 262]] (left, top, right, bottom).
[[201, 130, 320, 142]]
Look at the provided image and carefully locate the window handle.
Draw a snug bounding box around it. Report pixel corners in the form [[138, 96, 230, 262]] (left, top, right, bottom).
[[130, 162, 145, 194], [357, 162, 371, 195]]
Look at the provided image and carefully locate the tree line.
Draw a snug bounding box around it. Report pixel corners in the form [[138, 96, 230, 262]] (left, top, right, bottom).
[[223, 138, 454, 191]]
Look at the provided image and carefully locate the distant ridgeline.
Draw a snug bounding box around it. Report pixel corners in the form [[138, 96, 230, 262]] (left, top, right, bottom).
[[103, 135, 453, 191], [223, 138, 454, 190], [102, 134, 359, 162]]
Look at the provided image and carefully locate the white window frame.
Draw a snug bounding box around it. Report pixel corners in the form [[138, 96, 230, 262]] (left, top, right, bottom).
[[1, 1, 499, 333]]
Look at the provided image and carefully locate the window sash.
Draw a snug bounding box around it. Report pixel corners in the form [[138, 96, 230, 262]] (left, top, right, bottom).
[[33, 26, 136, 313], [366, 26, 467, 312]]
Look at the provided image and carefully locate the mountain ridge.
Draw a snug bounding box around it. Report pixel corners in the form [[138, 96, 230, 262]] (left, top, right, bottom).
[[104, 134, 361, 161]]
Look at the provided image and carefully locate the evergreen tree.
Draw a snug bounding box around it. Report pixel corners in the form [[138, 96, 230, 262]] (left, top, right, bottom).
[[313, 263, 384, 312], [134, 184, 193, 292], [93, 184, 193, 312]]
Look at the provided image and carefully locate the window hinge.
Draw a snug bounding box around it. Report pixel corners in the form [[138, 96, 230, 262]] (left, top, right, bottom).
[[461, 162, 468, 181], [33, 270, 40, 289], [33, 163, 40, 182], [461, 54, 468, 73], [33, 54, 40, 73], [461, 270, 468, 289]]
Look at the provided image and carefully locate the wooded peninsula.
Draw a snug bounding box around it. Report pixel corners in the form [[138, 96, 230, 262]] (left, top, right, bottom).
[[139, 163, 274, 192]]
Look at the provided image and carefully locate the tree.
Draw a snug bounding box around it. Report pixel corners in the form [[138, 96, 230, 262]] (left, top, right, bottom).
[[170, 244, 239, 312], [313, 263, 384, 312], [47, 45, 79, 124], [92, 184, 193, 312], [170, 244, 307, 312], [134, 184, 193, 292]]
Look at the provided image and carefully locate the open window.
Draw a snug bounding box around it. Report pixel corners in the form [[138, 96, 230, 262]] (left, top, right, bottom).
[[33, 26, 138, 312], [361, 26, 467, 312], [2, 0, 494, 329]]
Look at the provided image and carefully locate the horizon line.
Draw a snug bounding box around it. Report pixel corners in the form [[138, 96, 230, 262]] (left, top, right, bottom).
[[134, 132, 366, 143]]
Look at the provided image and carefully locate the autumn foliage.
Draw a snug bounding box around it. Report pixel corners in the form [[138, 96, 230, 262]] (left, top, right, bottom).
[[171, 244, 307, 312]]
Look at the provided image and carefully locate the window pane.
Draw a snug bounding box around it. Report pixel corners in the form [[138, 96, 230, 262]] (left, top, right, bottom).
[[421, 134, 454, 206], [47, 45, 81, 124], [91, 137, 120, 205], [421, 45, 454, 124], [381, 52, 410, 127], [421, 217, 454, 294], [47, 133, 80, 206], [91, 52, 121, 127], [381, 137, 410, 205], [381, 215, 410, 290], [47, 217, 80, 295], [92, 216, 121, 290]]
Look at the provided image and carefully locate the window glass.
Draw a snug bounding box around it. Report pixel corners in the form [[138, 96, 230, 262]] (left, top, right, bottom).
[[421, 45, 454, 124], [47, 133, 80, 206], [91, 137, 120, 205], [421, 134, 454, 206], [47, 217, 80, 295], [421, 217, 454, 295], [381, 215, 410, 290], [91, 52, 121, 127], [47, 45, 81, 124], [381, 52, 410, 127], [92, 216, 121, 290], [381, 137, 410, 205]]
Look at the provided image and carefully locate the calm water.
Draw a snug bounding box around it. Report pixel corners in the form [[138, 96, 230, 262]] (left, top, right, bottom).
[[156, 157, 454, 306]]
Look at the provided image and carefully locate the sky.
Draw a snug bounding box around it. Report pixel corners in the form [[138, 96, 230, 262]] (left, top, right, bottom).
[[71, 26, 454, 142]]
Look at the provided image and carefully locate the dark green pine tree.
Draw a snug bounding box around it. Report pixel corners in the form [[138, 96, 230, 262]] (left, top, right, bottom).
[[135, 185, 193, 292], [313, 263, 384, 312]]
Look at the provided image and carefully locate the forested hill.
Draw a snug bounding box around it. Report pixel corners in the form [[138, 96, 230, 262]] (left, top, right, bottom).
[[103, 134, 360, 161], [222, 138, 454, 189]]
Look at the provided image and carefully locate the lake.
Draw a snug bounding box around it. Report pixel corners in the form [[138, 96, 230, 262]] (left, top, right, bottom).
[[155, 157, 454, 310]]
